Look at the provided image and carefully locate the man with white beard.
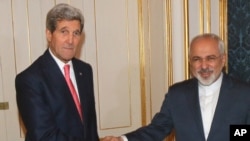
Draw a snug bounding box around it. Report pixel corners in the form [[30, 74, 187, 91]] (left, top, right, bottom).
[[103, 33, 250, 141]]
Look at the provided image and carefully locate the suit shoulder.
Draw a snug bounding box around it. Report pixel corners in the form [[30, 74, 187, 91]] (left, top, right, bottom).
[[72, 58, 92, 68], [72, 58, 93, 76], [16, 56, 44, 77], [170, 78, 196, 90]]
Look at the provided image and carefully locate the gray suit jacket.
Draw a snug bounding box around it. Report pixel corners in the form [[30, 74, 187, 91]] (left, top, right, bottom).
[[126, 74, 250, 141]]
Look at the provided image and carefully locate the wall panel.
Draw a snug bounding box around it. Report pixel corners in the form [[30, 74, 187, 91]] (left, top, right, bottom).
[[94, 0, 141, 136]]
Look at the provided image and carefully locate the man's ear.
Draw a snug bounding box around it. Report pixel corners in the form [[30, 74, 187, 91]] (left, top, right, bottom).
[[222, 53, 227, 65], [46, 29, 52, 42]]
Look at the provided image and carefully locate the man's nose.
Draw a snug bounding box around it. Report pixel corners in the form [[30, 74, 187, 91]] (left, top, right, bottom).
[[67, 33, 74, 44], [200, 59, 209, 68]]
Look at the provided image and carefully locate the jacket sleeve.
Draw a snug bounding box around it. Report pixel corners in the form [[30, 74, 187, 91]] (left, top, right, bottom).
[[125, 93, 174, 141]]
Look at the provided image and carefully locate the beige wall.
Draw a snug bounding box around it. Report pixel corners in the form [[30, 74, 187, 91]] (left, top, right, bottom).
[[0, 0, 226, 140]]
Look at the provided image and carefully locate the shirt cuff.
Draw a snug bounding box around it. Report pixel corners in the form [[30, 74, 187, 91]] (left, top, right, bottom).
[[120, 135, 128, 141]]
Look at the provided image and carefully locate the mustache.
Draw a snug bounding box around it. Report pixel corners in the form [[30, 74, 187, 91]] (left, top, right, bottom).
[[198, 68, 213, 73]]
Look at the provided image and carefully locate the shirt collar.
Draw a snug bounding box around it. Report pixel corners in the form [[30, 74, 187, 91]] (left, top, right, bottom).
[[49, 48, 73, 73]]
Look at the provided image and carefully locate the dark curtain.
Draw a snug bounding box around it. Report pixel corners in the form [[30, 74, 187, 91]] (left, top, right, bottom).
[[228, 0, 250, 82]]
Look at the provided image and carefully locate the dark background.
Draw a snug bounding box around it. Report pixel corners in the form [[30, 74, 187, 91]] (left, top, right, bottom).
[[228, 0, 250, 82]]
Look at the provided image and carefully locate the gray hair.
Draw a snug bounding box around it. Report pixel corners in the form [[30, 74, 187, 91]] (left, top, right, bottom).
[[189, 33, 225, 55], [46, 3, 84, 33]]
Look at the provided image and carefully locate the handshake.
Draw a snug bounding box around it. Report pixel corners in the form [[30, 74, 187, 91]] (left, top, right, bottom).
[[101, 136, 124, 141]]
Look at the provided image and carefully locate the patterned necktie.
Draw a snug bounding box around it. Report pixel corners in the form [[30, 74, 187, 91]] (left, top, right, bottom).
[[64, 64, 83, 121]]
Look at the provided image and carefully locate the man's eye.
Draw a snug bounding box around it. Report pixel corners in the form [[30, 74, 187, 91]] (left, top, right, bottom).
[[61, 30, 68, 34], [207, 57, 216, 61], [74, 31, 81, 36], [192, 58, 201, 62]]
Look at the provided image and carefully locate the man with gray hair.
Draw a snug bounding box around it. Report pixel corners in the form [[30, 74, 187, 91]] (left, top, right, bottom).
[[16, 3, 99, 141]]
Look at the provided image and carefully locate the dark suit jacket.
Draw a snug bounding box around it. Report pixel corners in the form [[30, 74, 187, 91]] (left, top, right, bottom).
[[15, 50, 99, 141], [126, 74, 250, 141]]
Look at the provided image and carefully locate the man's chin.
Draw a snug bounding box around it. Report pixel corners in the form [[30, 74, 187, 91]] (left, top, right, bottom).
[[198, 76, 214, 86], [200, 81, 213, 86]]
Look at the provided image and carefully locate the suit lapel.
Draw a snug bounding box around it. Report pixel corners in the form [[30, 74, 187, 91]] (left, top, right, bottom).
[[41, 50, 68, 96], [41, 50, 83, 122], [186, 79, 206, 139], [72, 60, 88, 123], [207, 74, 236, 140]]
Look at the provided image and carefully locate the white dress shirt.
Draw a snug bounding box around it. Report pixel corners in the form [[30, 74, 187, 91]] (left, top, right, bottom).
[[199, 73, 222, 139], [49, 49, 80, 99]]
